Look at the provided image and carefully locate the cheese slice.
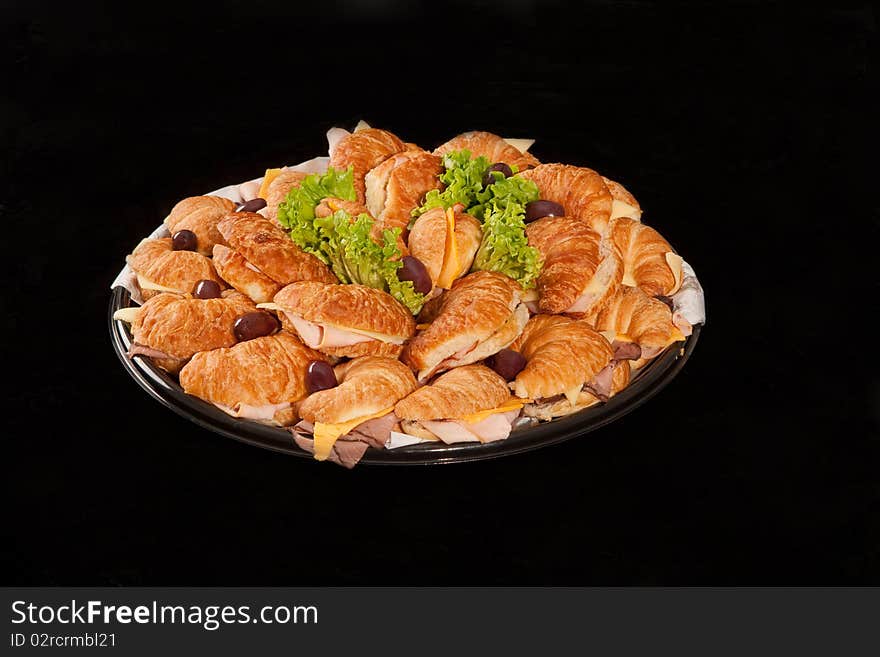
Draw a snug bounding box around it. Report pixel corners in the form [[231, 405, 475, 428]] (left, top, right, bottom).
[[665, 252, 684, 294], [255, 306, 407, 345], [458, 398, 531, 424], [257, 168, 282, 200], [436, 207, 460, 289], [563, 385, 583, 406], [502, 137, 535, 153], [610, 199, 640, 221], [312, 406, 395, 461], [354, 120, 371, 132], [136, 273, 182, 294], [113, 307, 140, 323]]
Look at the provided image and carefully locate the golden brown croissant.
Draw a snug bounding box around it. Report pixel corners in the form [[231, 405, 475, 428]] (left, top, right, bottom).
[[179, 332, 325, 424], [267, 281, 416, 358], [609, 217, 683, 296], [402, 271, 528, 380], [588, 285, 685, 367], [395, 364, 511, 420], [518, 164, 613, 234], [365, 150, 443, 239], [164, 195, 236, 256], [523, 360, 630, 420], [603, 176, 642, 221], [265, 169, 308, 224], [510, 314, 621, 404], [407, 206, 482, 290], [216, 211, 337, 285], [126, 237, 226, 300], [525, 215, 622, 316], [328, 128, 410, 203], [300, 357, 417, 425], [434, 131, 539, 171], [120, 291, 255, 373], [211, 244, 281, 304]]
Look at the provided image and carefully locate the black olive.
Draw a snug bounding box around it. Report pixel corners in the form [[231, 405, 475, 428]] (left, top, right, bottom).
[[398, 256, 432, 295], [524, 200, 565, 223], [172, 229, 198, 251], [482, 162, 513, 188], [236, 198, 267, 213], [305, 360, 337, 394], [192, 279, 221, 299], [486, 349, 527, 381], [233, 312, 279, 342]]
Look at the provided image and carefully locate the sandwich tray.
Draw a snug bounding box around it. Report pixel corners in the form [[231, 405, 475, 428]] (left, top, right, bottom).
[[109, 284, 701, 465]]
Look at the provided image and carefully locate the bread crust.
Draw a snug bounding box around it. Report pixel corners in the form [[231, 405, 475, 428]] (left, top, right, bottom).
[[511, 314, 614, 400], [518, 164, 613, 234], [588, 285, 682, 353], [329, 128, 409, 203], [395, 364, 510, 421], [299, 357, 417, 424], [365, 150, 443, 238], [126, 238, 225, 297], [164, 195, 236, 256], [216, 212, 337, 285], [609, 217, 680, 296], [402, 271, 525, 376], [274, 281, 416, 339], [212, 244, 281, 304], [179, 332, 325, 407], [433, 131, 539, 171]]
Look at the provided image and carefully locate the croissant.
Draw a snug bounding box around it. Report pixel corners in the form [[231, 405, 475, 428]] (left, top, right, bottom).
[[523, 361, 630, 420], [408, 206, 482, 290], [609, 217, 683, 296], [267, 281, 415, 358], [126, 238, 225, 300], [434, 131, 539, 171], [365, 150, 443, 239], [179, 332, 325, 425], [510, 314, 622, 405], [517, 164, 613, 234], [525, 215, 622, 316], [328, 127, 410, 203], [164, 195, 236, 256], [118, 291, 255, 373], [588, 285, 685, 367], [602, 176, 642, 221], [216, 211, 337, 285], [264, 169, 308, 224], [402, 271, 528, 380], [212, 244, 281, 304]]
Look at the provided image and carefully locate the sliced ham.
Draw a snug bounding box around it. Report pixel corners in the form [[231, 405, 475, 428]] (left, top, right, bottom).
[[420, 420, 481, 444], [460, 409, 518, 443], [287, 314, 373, 349], [231, 401, 291, 421], [612, 340, 642, 361], [292, 433, 368, 469]]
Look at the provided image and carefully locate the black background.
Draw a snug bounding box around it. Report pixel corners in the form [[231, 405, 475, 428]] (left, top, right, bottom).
[[3, 1, 877, 584]]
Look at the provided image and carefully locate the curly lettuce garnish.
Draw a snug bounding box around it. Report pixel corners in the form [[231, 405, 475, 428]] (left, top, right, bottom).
[[413, 150, 491, 217], [276, 166, 356, 253]]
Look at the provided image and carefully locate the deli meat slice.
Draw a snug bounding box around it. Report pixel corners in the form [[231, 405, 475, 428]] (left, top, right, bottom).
[[461, 410, 518, 443], [287, 314, 373, 349], [292, 433, 369, 469], [347, 413, 398, 449], [611, 340, 642, 361], [583, 364, 615, 401], [420, 420, 480, 444], [127, 342, 175, 360]]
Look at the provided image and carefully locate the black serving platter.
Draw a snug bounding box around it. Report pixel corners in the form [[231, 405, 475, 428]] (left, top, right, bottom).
[[109, 285, 701, 465]]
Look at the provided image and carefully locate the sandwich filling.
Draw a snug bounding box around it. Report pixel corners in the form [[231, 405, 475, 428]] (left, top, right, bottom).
[[401, 402, 525, 444], [256, 305, 408, 349]]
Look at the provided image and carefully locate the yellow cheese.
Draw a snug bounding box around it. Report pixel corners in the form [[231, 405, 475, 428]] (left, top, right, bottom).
[[610, 199, 640, 221], [136, 273, 182, 294], [665, 252, 684, 294], [436, 207, 459, 289], [112, 307, 141, 323], [257, 168, 283, 200], [458, 399, 531, 424], [312, 406, 395, 461], [563, 385, 583, 406]]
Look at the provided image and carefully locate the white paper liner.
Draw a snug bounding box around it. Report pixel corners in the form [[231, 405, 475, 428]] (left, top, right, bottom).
[[110, 125, 707, 451]]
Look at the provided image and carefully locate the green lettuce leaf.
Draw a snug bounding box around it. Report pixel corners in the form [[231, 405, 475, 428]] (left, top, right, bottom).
[[468, 174, 539, 222], [276, 166, 356, 260], [413, 149, 491, 218]]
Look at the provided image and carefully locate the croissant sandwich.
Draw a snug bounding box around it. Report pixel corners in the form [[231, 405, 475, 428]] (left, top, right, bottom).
[[588, 285, 686, 369], [113, 290, 256, 373], [261, 281, 416, 358], [525, 215, 622, 317], [407, 205, 482, 291], [365, 149, 443, 239], [328, 127, 411, 203], [292, 357, 418, 465], [395, 364, 526, 444], [510, 314, 630, 419], [126, 237, 226, 300], [518, 163, 613, 234], [215, 212, 337, 298], [402, 271, 529, 380], [434, 131, 539, 172], [610, 217, 683, 297], [164, 195, 236, 256], [263, 169, 308, 225], [179, 332, 326, 425]]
